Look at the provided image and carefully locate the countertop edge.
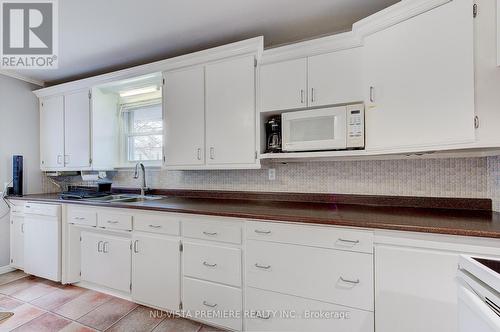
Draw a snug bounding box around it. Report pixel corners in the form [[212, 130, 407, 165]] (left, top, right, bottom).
[[8, 195, 500, 240]]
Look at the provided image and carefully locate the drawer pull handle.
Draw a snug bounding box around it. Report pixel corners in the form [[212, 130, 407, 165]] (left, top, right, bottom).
[[107, 220, 119, 224], [97, 241, 103, 253], [203, 231, 218, 236], [255, 263, 271, 270], [103, 242, 109, 253], [254, 229, 271, 235], [337, 238, 360, 246], [203, 301, 218, 308], [73, 217, 85, 220], [133, 240, 139, 253], [340, 277, 360, 285], [148, 224, 162, 229], [203, 261, 217, 268]]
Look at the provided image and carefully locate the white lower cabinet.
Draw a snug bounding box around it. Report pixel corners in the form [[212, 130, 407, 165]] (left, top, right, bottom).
[[132, 233, 180, 311], [183, 277, 242, 331], [183, 242, 241, 287], [9, 211, 24, 269], [80, 232, 131, 293], [246, 239, 373, 311], [375, 244, 461, 332], [245, 287, 374, 332]]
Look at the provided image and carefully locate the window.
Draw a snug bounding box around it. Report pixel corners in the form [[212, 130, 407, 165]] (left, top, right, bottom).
[[121, 102, 163, 163]]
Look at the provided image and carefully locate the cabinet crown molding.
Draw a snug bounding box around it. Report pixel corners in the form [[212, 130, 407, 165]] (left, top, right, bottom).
[[34, 36, 264, 98]]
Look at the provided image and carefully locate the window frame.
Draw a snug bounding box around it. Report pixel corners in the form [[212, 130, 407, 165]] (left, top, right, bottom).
[[118, 99, 164, 167]]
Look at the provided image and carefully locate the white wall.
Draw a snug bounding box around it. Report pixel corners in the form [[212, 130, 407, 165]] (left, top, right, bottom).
[[0, 74, 42, 267]]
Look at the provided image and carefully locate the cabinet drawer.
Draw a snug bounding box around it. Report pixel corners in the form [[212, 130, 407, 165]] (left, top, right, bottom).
[[98, 211, 132, 231], [183, 277, 242, 331], [182, 218, 241, 244], [246, 221, 373, 254], [134, 213, 180, 235], [183, 242, 241, 287], [246, 240, 373, 311], [67, 206, 97, 227], [246, 287, 374, 332]]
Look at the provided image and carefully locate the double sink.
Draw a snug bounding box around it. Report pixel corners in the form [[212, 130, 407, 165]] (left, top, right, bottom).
[[82, 194, 164, 204]]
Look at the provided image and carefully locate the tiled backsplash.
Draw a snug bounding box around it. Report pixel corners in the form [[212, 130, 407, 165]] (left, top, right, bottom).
[[46, 156, 500, 212]]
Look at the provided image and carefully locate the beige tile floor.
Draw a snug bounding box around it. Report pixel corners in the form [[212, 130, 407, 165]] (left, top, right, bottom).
[[0, 271, 225, 332]]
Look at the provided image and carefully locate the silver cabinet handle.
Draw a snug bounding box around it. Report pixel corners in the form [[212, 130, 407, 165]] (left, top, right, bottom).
[[148, 224, 162, 229], [64, 155, 70, 165], [369, 86, 375, 102], [203, 231, 218, 236], [209, 147, 215, 160], [21, 223, 24, 234], [300, 89, 304, 104], [203, 261, 217, 268], [197, 148, 202, 161], [57, 155, 63, 164], [107, 220, 119, 224], [255, 263, 271, 270], [203, 301, 218, 308], [133, 240, 139, 253], [73, 216, 85, 220], [339, 276, 360, 284], [97, 241, 103, 252], [103, 242, 109, 253], [254, 229, 271, 235], [311, 88, 315, 103], [337, 238, 360, 246]]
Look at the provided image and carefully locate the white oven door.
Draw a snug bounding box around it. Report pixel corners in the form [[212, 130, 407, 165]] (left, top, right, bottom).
[[282, 106, 347, 151]]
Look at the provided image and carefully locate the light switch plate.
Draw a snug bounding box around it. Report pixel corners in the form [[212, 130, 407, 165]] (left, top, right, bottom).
[[268, 168, 276, 181]]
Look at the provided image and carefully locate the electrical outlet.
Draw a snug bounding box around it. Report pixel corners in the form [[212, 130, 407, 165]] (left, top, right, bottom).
[[268, 168, 276, 181]]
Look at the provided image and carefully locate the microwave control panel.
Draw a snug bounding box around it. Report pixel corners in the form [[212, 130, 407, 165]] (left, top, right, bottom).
[[346, 104, 365, 148]]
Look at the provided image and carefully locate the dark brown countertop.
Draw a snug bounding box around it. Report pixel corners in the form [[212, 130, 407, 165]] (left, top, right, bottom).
[[8, 191, 500, 239]]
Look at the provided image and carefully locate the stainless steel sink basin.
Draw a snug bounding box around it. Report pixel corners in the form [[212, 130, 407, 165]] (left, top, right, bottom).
[[82, 194, 164, 203]]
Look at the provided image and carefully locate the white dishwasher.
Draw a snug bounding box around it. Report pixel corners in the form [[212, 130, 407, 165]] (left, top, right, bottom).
[[23, 202, 62, 282], [458, 255, 500, 332]]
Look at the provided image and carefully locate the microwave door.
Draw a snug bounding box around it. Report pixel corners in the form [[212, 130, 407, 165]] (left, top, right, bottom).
[[282, 107, 347, 151]]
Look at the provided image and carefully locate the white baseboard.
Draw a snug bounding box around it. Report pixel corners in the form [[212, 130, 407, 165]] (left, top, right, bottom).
[[0, 265, 16, 275]]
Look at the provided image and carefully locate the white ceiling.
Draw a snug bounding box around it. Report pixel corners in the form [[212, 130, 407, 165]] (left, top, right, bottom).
[[6, 0, 398, 85]]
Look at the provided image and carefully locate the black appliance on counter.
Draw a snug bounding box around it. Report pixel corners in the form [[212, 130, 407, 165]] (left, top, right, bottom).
[[59, 183, 112, 200], [10, 155, 23, 196], [265, 116, 282, 153]]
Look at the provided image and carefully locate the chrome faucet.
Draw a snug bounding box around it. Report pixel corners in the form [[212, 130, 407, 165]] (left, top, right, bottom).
[[133, 162, 149, 197]]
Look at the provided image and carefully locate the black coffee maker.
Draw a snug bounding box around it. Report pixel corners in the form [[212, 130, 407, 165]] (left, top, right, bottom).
[[265, 116, 282, 153]]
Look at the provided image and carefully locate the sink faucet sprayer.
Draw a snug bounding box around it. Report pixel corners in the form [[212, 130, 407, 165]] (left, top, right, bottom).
[[133, 162, 149, 197]]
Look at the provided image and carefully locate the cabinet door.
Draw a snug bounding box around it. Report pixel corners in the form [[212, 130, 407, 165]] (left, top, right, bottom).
[[164, 66, 205, 167], [363, 0, 475, 151], [132, 233, 180, 310], [205, 55, 256, 165], [81, 232, 131, 293], [375, 245, 459, 332], [10, 215, 24, 269], [308, 48, 363, 107], [40, 95, 64, 169], [261, 58, 307, 112], [64, 90, 91, 168]]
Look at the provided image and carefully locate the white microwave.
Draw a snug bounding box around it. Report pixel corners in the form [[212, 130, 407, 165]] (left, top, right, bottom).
[[281, 104, 364, 152]]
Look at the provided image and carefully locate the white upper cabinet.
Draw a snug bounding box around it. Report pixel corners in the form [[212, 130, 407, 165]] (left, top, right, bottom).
[[261, 58, 307, 112], [205, 55, 256, 166], [64, 90, 91, 169], [40, 95, 65, 169], [164, 66, 205, 167], [363, 0, 475, 152], [261, 49, 363, 112], [308, 47, 363, 107], [40, 91, 91, 171]]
